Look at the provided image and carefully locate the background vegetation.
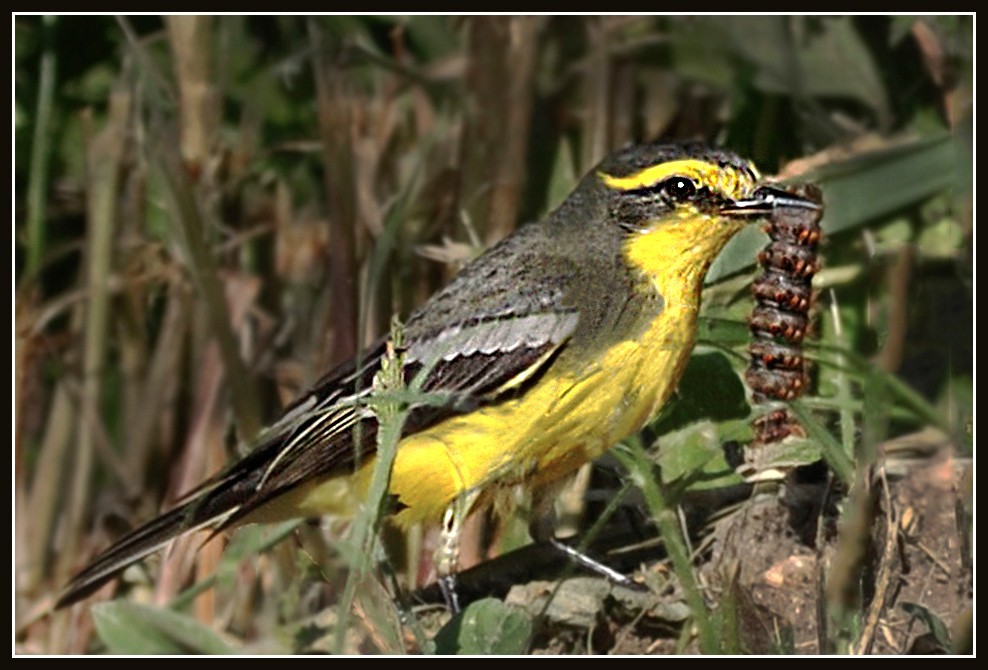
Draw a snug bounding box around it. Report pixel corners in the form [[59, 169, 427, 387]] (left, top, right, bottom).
[[14, 15, 972, 654]]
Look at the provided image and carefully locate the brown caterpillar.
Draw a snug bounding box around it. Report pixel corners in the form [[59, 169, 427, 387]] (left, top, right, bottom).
[[746, 183, 824, 450]]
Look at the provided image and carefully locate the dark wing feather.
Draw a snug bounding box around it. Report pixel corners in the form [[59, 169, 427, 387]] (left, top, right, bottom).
[[57, 227, 585, 607], [231, 307, 580, 521], [225, 227, 586, 515]]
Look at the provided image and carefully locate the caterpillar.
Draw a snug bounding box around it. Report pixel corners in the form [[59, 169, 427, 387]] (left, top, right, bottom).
[[744, 183, 824, 470]]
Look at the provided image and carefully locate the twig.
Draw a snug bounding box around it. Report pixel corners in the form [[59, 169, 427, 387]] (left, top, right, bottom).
[[852, 467, 899, 655], [914, 542, 953, 577]]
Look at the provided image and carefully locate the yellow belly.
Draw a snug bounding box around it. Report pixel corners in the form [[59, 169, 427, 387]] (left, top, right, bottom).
[[253, 303, 697, 528], [260, 213, 738, 528], [368, 302, 697, 526]]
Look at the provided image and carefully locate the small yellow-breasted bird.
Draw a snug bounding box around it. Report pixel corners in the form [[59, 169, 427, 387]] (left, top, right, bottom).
[[56, 141, 819, 608]]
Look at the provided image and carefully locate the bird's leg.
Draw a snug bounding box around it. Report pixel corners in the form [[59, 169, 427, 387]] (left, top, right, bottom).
[[546, 538, 636, 587], [436, 487, 482, 613], [529, 489, 637, 588]]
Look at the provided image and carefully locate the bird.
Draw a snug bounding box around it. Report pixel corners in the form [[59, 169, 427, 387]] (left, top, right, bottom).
[[56, 141, 819, 609]]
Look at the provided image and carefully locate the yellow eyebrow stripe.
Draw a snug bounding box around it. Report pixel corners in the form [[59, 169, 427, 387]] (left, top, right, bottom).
[[599, 159, 757, 199]]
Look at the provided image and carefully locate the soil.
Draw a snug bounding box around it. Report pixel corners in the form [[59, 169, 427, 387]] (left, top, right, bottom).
[[466, 445, 973, 655]]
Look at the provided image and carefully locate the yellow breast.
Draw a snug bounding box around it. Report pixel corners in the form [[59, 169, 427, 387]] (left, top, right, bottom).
[[379, 215, 736, 526], [274, 210, 745, 528]]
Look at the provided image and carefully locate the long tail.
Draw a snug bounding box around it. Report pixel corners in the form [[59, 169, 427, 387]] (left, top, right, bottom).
[[55, 346, 391, 608], [54, 424, 301, 609], [54, 494, 239, 609], [55, 385, 371, 607]]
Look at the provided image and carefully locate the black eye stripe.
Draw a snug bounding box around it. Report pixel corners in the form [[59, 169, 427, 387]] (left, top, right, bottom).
[[610, 175, 725, 232], [618, 176, 700, 202]]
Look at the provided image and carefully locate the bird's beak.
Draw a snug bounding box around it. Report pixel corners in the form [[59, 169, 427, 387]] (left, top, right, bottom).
[[722, 185, 822, 218]]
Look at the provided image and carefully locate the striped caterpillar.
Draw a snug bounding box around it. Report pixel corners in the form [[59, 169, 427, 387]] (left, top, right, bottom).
[[745, 183, 824, 462]]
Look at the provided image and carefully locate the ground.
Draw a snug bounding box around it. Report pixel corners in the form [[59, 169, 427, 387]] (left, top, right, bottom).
[[401, 442, 972, 655]]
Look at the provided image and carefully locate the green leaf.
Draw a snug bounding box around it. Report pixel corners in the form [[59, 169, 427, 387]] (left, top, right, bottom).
[[92, 601, 235, 655], [433, 598, 533, 655], [901, 601, 952, 650], [646, 351, 752, 490], [717, 16, 890, 124], [872, 217, 913, 247], [653, 351, 750, 433], [655, 419, 748, 491], [812, 134, 958, 236], [789, 401, 855, 486], [708, 133, 958, 283], [707, 226, 767, 284], [743, 436, 824, 477], [696, 316, 751, 349], [916, 215, 964, 258]]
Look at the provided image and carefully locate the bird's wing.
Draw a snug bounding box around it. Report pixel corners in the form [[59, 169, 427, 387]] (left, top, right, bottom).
[[223, 236, 585, 521], [57, 228, 585, 607]]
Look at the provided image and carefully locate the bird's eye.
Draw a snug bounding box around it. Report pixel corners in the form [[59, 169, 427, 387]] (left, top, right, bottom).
[[662, 177, 698, 202]]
